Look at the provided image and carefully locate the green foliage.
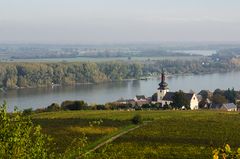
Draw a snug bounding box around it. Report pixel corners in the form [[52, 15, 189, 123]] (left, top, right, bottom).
[[89, 119, 103, 127], [224, 88, 237, 104], [163, 104, 172, 110], [212, 94, 228, 105], [0, 102, 54, 159], [198, 100, 210, 109], [1, 59, 239, 89], [142, 104, 151, 109], [199, 90, 211, 100], [151, 93, 158, 101], [61, 100, 88, 110], [131, 114, 142, 124], [0, 62, 144, 89], [47, 103, 61, 112], [213, 89, 224, 96], [23, 108, 33, 116], [172, 90, 190, 109], [95, 105, 106, 110], [213, 144, 240, 159]]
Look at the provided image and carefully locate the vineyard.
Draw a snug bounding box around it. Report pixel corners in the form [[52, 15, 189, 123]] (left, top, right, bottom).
[[32, 110, 240, 158]]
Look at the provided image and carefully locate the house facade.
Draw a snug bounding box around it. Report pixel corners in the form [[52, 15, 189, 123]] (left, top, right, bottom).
[[132, 95, 150, 106], [221, 103, 237, 111]]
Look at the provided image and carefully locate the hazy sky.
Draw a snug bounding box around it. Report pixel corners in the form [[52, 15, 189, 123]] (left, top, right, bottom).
[[0, 0, 240, 44]]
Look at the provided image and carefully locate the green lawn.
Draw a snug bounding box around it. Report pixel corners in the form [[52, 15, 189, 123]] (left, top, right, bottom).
[[32, 110, 240, 158]]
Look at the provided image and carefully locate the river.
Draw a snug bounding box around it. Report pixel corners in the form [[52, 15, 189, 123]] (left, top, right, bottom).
[[1, 71, 240, 111]]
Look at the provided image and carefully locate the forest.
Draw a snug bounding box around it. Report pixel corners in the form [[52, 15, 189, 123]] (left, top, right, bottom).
[[0, 58, 239, 89]]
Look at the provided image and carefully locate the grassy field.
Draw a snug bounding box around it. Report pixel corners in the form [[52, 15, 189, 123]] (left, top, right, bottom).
[[32, 111, 133, 153], [32, 110, 240, 158]]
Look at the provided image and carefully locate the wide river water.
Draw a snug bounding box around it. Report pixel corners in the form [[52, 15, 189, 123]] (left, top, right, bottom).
[[1, 71, 240, 111]]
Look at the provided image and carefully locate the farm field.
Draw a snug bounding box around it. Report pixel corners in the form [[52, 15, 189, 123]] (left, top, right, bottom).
[[32, 110, 240, 158]]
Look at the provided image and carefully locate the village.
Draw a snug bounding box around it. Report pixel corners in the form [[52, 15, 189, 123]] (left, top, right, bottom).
[[114, 70, 240, 112]]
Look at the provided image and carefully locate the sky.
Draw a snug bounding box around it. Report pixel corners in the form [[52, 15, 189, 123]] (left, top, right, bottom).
[[0, 0, 240, 44]]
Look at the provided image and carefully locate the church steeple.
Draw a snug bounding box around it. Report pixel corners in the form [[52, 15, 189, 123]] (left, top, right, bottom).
[[158, 69, 168, 90]]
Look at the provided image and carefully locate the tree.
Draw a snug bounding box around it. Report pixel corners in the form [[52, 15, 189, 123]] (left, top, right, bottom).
[[172, 90, 190, 109], [224, 88, 237, 103], [61, 100, 87, 110], [47, 103, 61, 112], [131, 114, 142, 124], [199, 90, 211, 100], [0, 102, 54, 158], [211, 94, 228, 105], [151, 93, 157, 101], [213, 89, 224, 96], [198, 100, 209, 109]]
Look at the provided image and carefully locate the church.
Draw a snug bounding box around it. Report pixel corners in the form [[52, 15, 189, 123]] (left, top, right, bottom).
[[156, 70, 199, 110]]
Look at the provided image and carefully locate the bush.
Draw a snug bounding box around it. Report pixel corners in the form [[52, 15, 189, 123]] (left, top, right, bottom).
[[61, 100, 87, 110], [163, 104, 172, 110], [131, 114, 143, 124], [47, 103, 61, 112], [35, 108, 46, 113], [23, 108, 33, 116], [150, 103, 160, 109], [142, 104, 151, 109], [213, 144, 240, 159], [96, 105, 106, 110], [0, 101, 54, 158]]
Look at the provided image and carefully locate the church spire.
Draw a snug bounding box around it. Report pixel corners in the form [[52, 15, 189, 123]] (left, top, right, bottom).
[[161, 69, 165, 83], [158, 69, 168, 90]]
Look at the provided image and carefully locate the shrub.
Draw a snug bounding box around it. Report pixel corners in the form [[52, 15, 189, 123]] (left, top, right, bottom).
[[96, 105, 106, 110], [142, 104, 151, 109], [23, 108, 33, 116], [35, 108, 46, 113], [213, 144, 240, 159], [0, 101, 54, 159], [163, 104, 172, 110], [150, 103, 160, 109], [47, 103, 61, 112], [61, 100, 87, 110], [131, 114, 143, 124]]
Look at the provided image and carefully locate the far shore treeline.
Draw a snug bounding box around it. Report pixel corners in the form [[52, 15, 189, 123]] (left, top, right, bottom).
[[0, 59, 239, 89]]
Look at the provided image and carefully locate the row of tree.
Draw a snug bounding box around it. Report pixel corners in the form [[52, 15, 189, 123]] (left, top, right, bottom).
[[0, 62, 142, 89], [0, 59, 239, 89]]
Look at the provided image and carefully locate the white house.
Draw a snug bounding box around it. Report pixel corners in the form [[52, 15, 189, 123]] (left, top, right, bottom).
[[220, 103, 237, 111]]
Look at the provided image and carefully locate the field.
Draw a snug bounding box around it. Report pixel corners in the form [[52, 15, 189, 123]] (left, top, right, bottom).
[[32, 110, 240, 158]]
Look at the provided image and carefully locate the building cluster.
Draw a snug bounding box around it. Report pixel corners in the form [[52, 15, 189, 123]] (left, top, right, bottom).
[[115, 70, 239, 111]]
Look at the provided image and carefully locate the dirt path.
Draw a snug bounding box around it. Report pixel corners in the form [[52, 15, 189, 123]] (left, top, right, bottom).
[[84, 125, 140, 155]]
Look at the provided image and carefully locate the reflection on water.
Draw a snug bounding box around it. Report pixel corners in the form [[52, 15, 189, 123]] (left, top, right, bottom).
[[1, 71, 240, 111]]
